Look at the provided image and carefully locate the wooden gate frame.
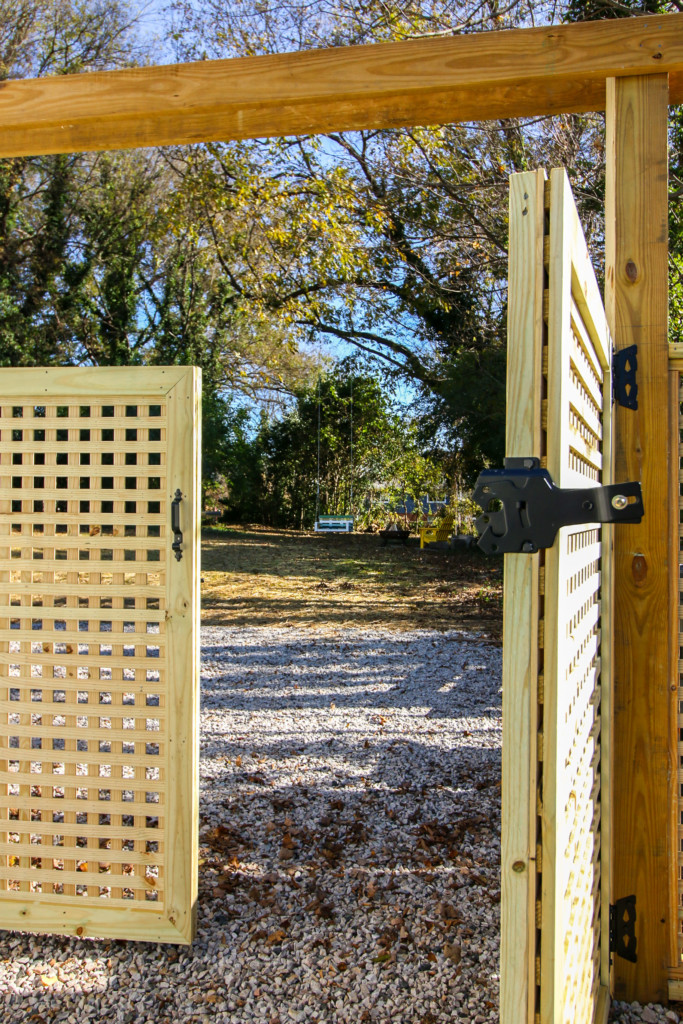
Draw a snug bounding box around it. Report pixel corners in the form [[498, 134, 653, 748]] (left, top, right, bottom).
[[0, 10, 681, 1008]]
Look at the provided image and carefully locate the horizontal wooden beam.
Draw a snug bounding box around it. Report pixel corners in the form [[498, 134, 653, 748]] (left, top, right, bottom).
[[0, 14, 682, 155]]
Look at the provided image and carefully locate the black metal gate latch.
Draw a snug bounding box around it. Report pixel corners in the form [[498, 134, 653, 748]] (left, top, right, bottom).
[[473, 457, 644, 555]]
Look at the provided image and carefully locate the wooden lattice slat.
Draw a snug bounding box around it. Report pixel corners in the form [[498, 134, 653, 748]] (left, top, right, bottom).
[[0, 368, 199, 944]]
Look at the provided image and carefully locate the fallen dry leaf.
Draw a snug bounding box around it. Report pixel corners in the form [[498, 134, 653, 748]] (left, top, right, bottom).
[[436, 901, 459, 922], [443, 941, 462, 964]]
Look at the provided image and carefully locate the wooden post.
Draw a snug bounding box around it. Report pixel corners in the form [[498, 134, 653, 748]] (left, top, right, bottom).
[[605, 73, 670, 1004], [500, 170, 546, 1024]]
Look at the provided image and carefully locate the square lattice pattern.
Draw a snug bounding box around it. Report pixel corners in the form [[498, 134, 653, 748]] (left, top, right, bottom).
[[0, 400, 167, 907]]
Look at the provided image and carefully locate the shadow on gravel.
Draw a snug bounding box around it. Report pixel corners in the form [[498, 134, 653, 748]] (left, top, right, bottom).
[[200, 633, 501, 719]]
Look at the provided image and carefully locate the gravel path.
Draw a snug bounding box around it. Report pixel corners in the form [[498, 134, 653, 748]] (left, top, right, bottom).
[[0, 625, 678, 1023]]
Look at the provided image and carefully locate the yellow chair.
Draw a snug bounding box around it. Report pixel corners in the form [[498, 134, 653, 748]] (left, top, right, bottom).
[[419, 513, 455, 549]]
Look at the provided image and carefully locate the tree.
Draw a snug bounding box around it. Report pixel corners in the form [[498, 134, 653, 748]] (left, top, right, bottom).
[[221, 360, 442, 528], [0, 0, 149, 368], [167, 0, 612, 481]]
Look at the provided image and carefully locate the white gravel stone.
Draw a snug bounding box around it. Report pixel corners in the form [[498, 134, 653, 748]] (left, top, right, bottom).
[[0, 624, 675, 1023]]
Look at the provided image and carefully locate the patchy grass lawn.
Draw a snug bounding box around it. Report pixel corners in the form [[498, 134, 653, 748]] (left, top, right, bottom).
[[201, 526, 503, 638]]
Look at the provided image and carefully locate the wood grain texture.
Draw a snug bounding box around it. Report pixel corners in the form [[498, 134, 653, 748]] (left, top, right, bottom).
[[541, 166, 611, 1024], [668, 371, 680, 978], [596, 985, 611, 1024], [164, 368, 201, 945], [605, 74, 670, 1004], [600, 293, 616, 1000], [0, 14, 681, 155], [500, 169, 545, 1024], [0, 368, 200, 944], [0, 366, 189, 397]]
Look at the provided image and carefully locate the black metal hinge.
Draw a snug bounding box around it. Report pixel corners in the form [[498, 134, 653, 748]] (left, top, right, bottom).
[[473, 457, 644, 554], [610, 895, 637, 963], [613, 344, 638, 409]]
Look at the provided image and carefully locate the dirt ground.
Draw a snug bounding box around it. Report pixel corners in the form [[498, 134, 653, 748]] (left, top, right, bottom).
[[201, 527, 503, 639]]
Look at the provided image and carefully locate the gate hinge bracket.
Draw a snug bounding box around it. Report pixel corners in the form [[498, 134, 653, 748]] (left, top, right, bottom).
[[473, 457, 644, 554], [610, 895, 637, 963], [613, 344, 638, 409]]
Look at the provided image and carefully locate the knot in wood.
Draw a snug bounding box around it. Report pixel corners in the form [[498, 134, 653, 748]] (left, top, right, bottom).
[[631, 554, 648, 584]]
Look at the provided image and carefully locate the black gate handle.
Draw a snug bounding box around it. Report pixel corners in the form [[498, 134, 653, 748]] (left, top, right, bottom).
[[171, 489, 183, 561]]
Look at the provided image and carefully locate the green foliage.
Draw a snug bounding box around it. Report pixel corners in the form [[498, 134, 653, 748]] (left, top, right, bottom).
[[2, 0, 682, 503], [168, 0, 614, 486], [219, 361, 443, 528], [560, 0, 683, 346], [201, 394, 264, 512], [563, 0, 673, 22], [417, 341, 507, 484]]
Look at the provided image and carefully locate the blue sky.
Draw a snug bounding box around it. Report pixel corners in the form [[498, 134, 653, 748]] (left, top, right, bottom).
[[129, 0, 420, 413], [133, 0, 175, 58]]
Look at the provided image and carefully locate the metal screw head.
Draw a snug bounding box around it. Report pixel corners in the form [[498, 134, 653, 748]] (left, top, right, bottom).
[[611, 494, 628, 510], [521, 541, 535, 553]]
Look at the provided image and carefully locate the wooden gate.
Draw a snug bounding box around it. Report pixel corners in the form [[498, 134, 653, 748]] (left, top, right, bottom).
[[501, 169, 613, 1023], [0, 367, 200, 944]]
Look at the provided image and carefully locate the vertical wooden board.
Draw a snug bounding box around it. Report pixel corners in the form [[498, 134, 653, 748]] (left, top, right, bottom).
[[164, 368, 201, 944], [605, 74, 670, 1004], [500, 169, 546, 1024], [541, 167, 574, 1024], [600, 429, 614, 992], [506, 170, 547, 459], [668, 371, 680, 977]]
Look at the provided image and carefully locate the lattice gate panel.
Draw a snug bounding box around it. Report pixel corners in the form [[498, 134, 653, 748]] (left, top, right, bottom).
[[538, 168, 612, 1024], [0, 368, 200, 944]]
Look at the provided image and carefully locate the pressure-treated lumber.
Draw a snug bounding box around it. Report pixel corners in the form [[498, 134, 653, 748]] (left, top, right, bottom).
[[669, 343, 683, 365], [164, 368, 202, 944], [0, 14, 682, 156], [500, 169, 545, 1024], [0, 367, 200, 944], [0, 365, 190, 395], [605, 74, 670, 1004], [668, 371, 680, 978], [541, 166, 611, 1024]]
